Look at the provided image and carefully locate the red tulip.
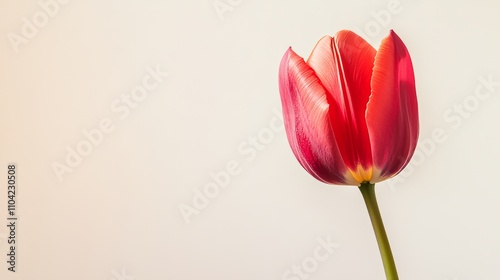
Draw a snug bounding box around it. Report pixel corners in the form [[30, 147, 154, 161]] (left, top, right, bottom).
[[279, 30, 418, 186]]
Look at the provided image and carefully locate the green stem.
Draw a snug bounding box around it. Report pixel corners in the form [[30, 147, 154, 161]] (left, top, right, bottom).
[[359, 182, 398, 280]]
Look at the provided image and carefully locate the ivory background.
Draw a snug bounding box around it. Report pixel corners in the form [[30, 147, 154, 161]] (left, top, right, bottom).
[[1, 0, 499, 279]]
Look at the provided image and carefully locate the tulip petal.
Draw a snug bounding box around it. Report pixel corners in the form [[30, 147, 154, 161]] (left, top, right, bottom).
[[279, 48, 357, 185], [307, 31, 376, 182], [366, 30, 419, 182]]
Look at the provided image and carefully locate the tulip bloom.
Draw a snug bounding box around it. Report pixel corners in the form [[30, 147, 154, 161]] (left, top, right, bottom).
[[278, 30, 418, 186], [279, 30, 418, 279]]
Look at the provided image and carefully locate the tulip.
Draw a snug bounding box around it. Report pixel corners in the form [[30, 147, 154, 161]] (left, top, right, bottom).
[[278, 30, 418, 280], [279, 29, 418, 186]]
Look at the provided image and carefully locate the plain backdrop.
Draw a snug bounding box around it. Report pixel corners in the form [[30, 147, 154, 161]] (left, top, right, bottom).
[[1, 0, 499, 279]]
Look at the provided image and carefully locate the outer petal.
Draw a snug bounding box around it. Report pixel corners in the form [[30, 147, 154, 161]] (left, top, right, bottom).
[[306, 31, 376, 183], [366, 30, 419, 182], [279, 48, 357, 185]]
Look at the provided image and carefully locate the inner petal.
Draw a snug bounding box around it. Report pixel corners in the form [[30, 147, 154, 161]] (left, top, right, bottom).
[[307, 30, 376, 183]]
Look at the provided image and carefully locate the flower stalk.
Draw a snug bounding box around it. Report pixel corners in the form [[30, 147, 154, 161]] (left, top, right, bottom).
[[359, 182, 398, 280]]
